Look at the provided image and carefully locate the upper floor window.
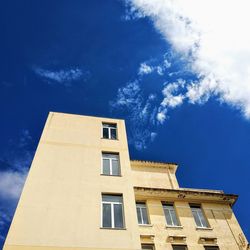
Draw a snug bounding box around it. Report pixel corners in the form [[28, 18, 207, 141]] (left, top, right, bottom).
[[102, 153, 120, 176], [102, 194, 124, 229], [204, 247, 219, 250], [136, 202, 149, 225], [190, 205, 209, 228], [172, 245, 188, 250], [141, 244, 155, 250], [163, 203, 180, 227], [102, 123, 117, 139]]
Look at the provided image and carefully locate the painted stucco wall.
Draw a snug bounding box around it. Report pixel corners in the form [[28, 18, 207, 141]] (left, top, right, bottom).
[[4, 112, 141, 250]]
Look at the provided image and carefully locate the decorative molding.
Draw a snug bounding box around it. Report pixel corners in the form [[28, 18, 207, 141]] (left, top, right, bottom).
[[167, 235, 187, 243]]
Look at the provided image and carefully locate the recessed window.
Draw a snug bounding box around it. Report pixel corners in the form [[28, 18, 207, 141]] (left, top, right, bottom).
[[102, 123, 117, 139], [190, 205, 209, 228], [102, 153, 120, 176], [102, 194, 124, 229], [172, 245, 188, 250], [136, 202, 149, 225], [204, 247, 219, 250], [163, 203, 180, 227], [141, 244, 154, 250]]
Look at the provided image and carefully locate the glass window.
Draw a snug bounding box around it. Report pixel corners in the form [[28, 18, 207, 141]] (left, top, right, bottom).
[[204, 247, 219, 250], [102, 194, 124, 228], [102, 123, 117, 139], [163, 203, 180, 227], [136, 202, 149, 225], [172, 245, 188, 250], [190, 205, 209, 228], [102, 153, 120, 176], [141, 244, 154, 250]]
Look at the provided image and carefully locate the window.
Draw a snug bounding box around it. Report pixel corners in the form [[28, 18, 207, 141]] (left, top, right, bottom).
[[102, 194, 124, 228], [190, 205, 209, 228], [102, 153, 120, 176], [102, 123, 117, 139], [141, 244, 154, 250], [204, 247, 219, 250], [163, 203, 180, 227], [172, 245, 188, 250], [136, 202, 149, 225]]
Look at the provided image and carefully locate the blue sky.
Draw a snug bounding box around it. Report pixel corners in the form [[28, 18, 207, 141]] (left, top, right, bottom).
[[0, 0, 250, 246]]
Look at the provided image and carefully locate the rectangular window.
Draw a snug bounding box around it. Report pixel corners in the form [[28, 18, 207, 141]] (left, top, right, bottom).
[[163, 203, 180, 227], [172, 245, 188, 250], [204, 247, 219, 250], [102, 153, 120, 176], [136, 202, 149, 225], [102, 123, 117, 139], [141, 244, 154, 250], [102, 194, 124, 228], [190, 205, 209, 228]]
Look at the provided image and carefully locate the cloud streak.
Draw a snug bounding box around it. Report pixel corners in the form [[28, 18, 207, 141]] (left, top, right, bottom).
[[33, 67, 90, 86]]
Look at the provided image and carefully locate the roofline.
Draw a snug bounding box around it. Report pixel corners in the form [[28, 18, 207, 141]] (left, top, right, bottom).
[[130, 160, 178, 172], [49, 111, 125, 121], [134, 186, 238, 206]]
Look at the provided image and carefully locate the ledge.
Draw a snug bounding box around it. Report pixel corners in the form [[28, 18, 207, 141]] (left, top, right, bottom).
[[139, 224, 153, 227], [196, 227, 213, 231], [100, 227, 126, 230], [166, 225, 183, 229], [134, 186, 238, 206]]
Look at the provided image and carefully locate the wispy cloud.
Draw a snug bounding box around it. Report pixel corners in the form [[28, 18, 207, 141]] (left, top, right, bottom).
[[138, 58, 171, 76], [111, 80, 158, 150], [33, 67, 90, 86], [125, 0, 250, 119]]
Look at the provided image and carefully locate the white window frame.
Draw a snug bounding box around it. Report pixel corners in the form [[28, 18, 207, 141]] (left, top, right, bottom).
[[102, 153, 120, 176], [136, 202, 149, 225], [101, 194, 124, 228], [163, 203, 180, 227], [102, 123, 117, 139], [190, 205, 209, 228]]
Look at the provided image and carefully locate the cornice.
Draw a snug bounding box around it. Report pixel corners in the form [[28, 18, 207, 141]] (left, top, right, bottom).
[[130, 160, 178, 172], [134, 186, 238, 206]]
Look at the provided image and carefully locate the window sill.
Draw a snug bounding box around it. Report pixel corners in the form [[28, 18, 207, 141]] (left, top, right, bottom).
[[100, 227, 126, 230], [196, 227, 213, 231], [101, 137, 119, 141], [101, 174, 122, 177], [139, 224, 153, 227], [166, 225, 183, 229]]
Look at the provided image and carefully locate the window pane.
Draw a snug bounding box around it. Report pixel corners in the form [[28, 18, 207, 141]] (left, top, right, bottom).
[[102, 159, 110, 175], [141, 207, 149, 224], [198, 209, 208, 227], [102, 204, 111, 227], [111, 128, 117, 139], [142, 244, 154, 250], [103, 127, 109, 138], [164, 208, 173, 225], [170, 209, 179, 226], [172, 245, 187, 250], [112, 159, 120, 175], [114, 204, 124, 228], [204, 247, 219, 250], [102, 195, 122, 203], [192, 209, 202, 227], [136, 207, 142, 224]]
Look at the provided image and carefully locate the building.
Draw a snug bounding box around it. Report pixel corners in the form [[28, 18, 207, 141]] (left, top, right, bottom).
[[3, 112, 249, 250]]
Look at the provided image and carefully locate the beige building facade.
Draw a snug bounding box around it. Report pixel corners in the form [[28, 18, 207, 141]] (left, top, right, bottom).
[[3, 112, 249, 250]]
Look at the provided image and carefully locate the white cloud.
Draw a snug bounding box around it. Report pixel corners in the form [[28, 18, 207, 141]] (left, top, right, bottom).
[[111, 80, 158, 150], [138, 63, 154, 75], [33, 67, 89, 86], [0, 170, 27, 200], [127, 0, 250, 118]]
